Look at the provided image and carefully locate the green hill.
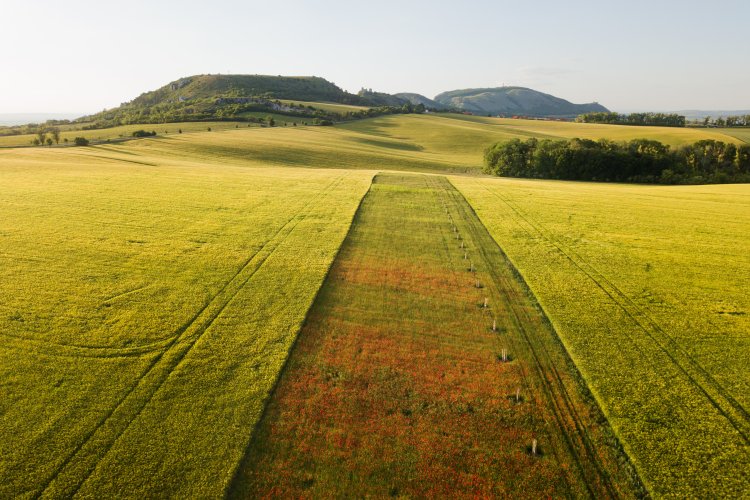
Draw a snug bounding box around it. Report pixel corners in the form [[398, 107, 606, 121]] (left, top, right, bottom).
[[130, 74, 364, 106], [434, 86, 609, 118], [74, 75, 447, 129], [75, 74, 375, 128]]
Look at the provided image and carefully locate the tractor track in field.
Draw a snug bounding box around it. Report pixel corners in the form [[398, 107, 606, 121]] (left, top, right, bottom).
[[0, 332, 176, 359], [428, 177, 575, 493], [426, 175, 539, 432], [434, 176, 623, 499], [473, 181, 750, 444], [33, 173, 350, 498]]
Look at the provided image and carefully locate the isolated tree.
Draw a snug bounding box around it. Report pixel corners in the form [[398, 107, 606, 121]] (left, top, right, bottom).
[[73, 137, 89, 146], [50, 127, 61, 144], [36, 129, 47, 145], [32, 138, 40, 146], [45, 137, 53, 146], [266, 116, 275, 127]]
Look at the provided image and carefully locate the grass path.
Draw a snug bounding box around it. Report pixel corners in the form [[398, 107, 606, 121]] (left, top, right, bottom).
[[229, 173, 641, 498]]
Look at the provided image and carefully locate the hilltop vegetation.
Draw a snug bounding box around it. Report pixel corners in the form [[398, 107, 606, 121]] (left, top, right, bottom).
[[60, 75, 443, 131], [434, 87, 608, 118], [356, 88, 410, 107], [130, 75, 363, 106], [393, 92, 446, 110], [75, 75, 364, 129]]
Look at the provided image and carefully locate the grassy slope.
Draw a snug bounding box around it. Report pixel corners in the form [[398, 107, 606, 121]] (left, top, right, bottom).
[[279, 100, 371, 113], [452, 176, 750, 497], [230, 173, 640, 498], [0, 148, 373, 497], [441, 114, 744, 145], [339, 114, 744, 169], [89, 125, 481, 173]]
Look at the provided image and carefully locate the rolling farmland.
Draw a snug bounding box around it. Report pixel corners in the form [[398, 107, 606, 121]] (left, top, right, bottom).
[[452, 176, 750, 497], [1, 113, 749, 497], [230, 174, 641, 498], [4, 0, 750, 494], [0, 149, 373, 497]]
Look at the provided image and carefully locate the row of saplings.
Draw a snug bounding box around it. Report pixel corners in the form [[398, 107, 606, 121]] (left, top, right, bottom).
[[441, 197, 540, 457], [484, 138, 750, 184]]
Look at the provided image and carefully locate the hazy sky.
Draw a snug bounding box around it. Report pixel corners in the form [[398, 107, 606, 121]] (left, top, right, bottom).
[[2, 0, 748, 114]]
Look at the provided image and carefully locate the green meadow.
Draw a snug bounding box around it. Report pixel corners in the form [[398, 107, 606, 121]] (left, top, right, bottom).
[[1, 113, 749, 497]]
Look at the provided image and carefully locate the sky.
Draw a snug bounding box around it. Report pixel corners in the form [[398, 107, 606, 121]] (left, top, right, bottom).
[[1, 0, 749, 115]]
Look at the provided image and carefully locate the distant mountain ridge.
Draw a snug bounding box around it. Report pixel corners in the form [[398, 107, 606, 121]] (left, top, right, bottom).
[[434, 86, 608, 118]]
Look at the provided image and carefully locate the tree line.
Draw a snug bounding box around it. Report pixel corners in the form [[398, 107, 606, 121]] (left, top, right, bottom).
[[484, 137, 750, 184], [693, 115, 750, 127], [575, 112, 686, 127]]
